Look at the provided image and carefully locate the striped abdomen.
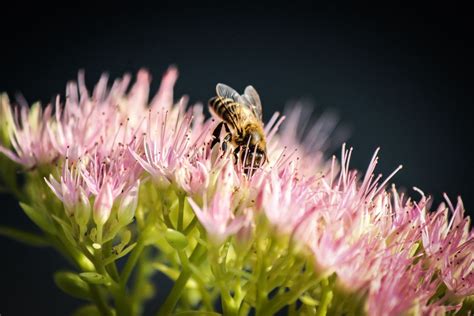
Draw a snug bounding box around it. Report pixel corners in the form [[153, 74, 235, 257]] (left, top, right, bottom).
[[208, 96, 244, 130]]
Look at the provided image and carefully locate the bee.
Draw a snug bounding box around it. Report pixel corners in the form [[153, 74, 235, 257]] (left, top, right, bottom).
[[208, 83, 268, 171]]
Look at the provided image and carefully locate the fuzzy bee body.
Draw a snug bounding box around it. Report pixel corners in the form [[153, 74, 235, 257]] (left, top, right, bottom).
[[208, 83, 268, 170]]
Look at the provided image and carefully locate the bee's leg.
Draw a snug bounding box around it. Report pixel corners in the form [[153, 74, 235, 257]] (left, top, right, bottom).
[[211, 121, 226, 149], [211, 121, 231, 153], [233, 145, 241, 163], [220, 133, 232, 152], [211, 122, 234, 158], [221, 123, 232, 152]]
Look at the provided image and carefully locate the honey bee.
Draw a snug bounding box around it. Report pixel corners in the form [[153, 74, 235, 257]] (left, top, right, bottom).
[[208, 83, 268, 171]]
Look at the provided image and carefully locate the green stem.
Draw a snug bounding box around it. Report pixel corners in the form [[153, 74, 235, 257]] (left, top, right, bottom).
[[232, 255, 245, 312], [163, 210, 174, 229], [177, 193, 184, 231], [103, 242, 120, 282], [97, 224, 103, 244], [221, 288, 237, 316], [120, 236, 146, 287], [210, 243, 238, 316], [131, 247, 154, 316], [159, 192, 175, 229], [156, 244, 205, 316], [186, 261, 214, 311], [315, 278, 333, 316], [159, 268, 192, 316], [108, 261, 120, 282], [183, 215, 197, 235], [261, 276, 317, 315], [89, 284, 112, 316], [255, 233, 271, 316], [239, 303, 251, 316]]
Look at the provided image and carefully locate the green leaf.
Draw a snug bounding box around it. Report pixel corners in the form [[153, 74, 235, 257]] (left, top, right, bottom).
[[19, 202, 56, 235], [79, 272, 111, 286], [54, 271, 90, 300], [71, 304, 101, 316], [103, 242, 137, 265], [164, 228, 188, 250], [0, 226, 49, 247], [51, 214, 77, 246]]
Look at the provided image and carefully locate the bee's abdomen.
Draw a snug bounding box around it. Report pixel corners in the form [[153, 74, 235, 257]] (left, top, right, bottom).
[[209, 96, 240, 121]]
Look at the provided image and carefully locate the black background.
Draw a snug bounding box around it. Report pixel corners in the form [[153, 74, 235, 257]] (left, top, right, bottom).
[[1, 3, 472, 315]]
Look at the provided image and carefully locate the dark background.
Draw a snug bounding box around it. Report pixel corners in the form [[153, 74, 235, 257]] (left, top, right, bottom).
[[1, 3, 472, 315]]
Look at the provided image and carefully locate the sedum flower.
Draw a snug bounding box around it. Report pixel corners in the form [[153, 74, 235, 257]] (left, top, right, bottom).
[[93, 179, 114, 226], [187, 162, 248, 245], [257, 162, 316, 235], [367, 250, 441, 316], [0, 93, 15, 147], [0, 97, 56, 169], [45, 156, 88, 217], [1, 65, 473, 316], [117, 180, 140, 226], [129, 97, 213, 190]]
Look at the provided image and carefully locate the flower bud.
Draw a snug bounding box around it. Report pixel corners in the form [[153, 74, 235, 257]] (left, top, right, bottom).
[[118, 181, 139, 226], [75, 189, 91, 228], [54, 271, 90, 300], [61, 181, 76, 216], [164, 228, 188, 250], [0, 93, 14, 147], [235, 213, 254, 253], [79, 272, 111, 286], [93, 181, 114, 226], [187, 162, 209, 195]]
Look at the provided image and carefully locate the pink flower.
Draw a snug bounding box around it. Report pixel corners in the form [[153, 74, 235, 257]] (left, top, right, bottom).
[[117, 180, 140, 226], [0, 98, 56, 168], [4, 64, 474, 313], [442, 239, 474, 297], [129, 71, 215, 192], [265, 103, 347, 176], [419, 193, 474, 296], [367, 251, 441, 316], [81, 141, 141, 195], [150, 65, 179, 112], [80, 143, 142, 226], [257, 163, 316, 234], [288, 145, 403, 290], [174, 160, 209, 196], [93, 179, 114, 226], [45, 156, 84, 216], [46, 71, 109, 161], [187, 162, 247, 245], [130, 103, 191, 186], [45, 134, 142, 229]]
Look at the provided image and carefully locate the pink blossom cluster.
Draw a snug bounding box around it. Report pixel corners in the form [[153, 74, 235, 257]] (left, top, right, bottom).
[[1, 67, 472, 315]]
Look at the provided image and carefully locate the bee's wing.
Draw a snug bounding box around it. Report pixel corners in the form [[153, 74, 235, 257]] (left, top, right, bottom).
[[243, 85, 263, 121], [216, 83, 242, 103]]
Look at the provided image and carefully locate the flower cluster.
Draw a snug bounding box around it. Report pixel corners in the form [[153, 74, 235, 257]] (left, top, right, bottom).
[[1, 66, 472, 316]]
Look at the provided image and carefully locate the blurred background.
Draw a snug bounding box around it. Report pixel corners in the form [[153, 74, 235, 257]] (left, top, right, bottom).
[[0, 3, 472, 315]]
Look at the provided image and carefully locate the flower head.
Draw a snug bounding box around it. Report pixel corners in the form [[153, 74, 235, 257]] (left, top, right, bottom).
[[1, 65, 473, 316], [187, 162, 248, 245], [0, 97, 56, 169]]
